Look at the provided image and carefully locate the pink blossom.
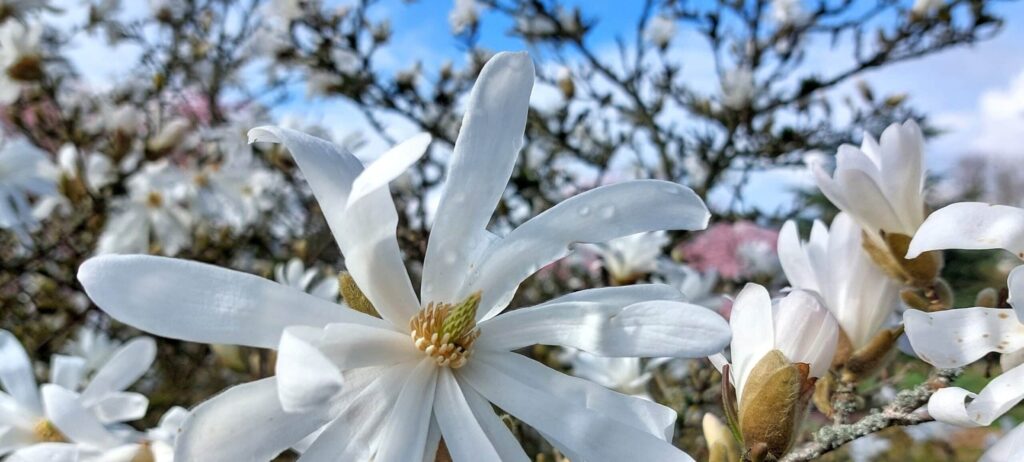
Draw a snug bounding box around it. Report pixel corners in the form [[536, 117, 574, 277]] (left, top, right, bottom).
[[677, 220, 780, 280]]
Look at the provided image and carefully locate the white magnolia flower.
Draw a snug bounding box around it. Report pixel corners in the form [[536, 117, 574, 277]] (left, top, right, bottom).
[[812, 120, 926, 247], [189, 153, 283, 232], [0, 135, 57, 240], [710, 285, 838, 401], [0, 330, 156, 458], [274, 257, 339, 301], [57, 144, 116, 193], [778, 213, 901, 350], [771, 0, 806, 25], [656, 261, 723, 311], [591, 231, 670, 284], [644, 15, 676, 48], [449, 0, 480, 34], [78, 52, 730, 461], [722, 67, 755, 109], [96, 161, 193, 256], [63, 325, 122, 378], [0, 20, 43, 104], [902, 201, 1024, 438]]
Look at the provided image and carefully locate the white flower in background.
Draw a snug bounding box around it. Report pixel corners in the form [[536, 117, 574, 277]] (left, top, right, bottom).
[[902, 201, 1024, 439], [591, 231, 670, 284], [772, 0, 806, 25], [644, 15, 676, 49], [79, 52, 730, 461], [57, 144, 116, 192], [0, 20, 43, 104], [96, 161, 193, 256], [63, 325, 122, 377], [86, 406, 186, 462], [0, 1, 55, 22], [449, 0, 480, 34], [568, 351, 656, 399], [722, 67, 755, 109], [778, 213, 901, 351], [656, 261, 723, 311], [0, 135, 57, 240], [267, 0, 307, 23], [189, 152, 283, 232], [912, 0, 945, 16], [0, 330, 157, 459], [736, 238, 781, 278], [812, 120, 926, 247], [274, 257, 339, 301], [147, 117, 193, 152]]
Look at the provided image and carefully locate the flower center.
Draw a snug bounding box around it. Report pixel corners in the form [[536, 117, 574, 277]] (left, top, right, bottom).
[[146, 191, 163, 208], [409, 292, 481, 369], [33, 419, 66, 443]]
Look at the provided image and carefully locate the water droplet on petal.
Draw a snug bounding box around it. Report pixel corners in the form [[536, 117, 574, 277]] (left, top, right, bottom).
[[578, 206, 591, 217], [601, 205, 616, 219]]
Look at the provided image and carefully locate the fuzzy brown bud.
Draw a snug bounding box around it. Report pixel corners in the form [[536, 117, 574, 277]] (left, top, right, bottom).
[[738, 350, 815, 460]]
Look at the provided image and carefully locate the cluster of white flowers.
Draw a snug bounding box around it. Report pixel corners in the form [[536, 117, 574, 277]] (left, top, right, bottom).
[[0, 329, 183, 461]]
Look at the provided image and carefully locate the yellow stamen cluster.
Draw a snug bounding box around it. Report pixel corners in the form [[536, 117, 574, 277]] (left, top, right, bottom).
[[146, 191, 164, 208], [409, 292, 481, 369], [34, 419, 66, 443]]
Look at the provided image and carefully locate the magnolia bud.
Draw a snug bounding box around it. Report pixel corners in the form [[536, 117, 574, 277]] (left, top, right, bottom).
[[862, 231, 943, 286], [738, 350, 816, 460], [841, 326, 903, 381], [703, 413, 740, 462], [339, 272, 378, 317], [975, 287, 1000, 308]]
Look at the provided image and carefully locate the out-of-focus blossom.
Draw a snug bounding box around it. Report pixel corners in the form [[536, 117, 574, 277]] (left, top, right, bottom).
[[79, 52, 728, 461], [57, 144, 115, 192], [679, 220, 779, 280], [274, 257, 338, 301], [590, 231, 669, 284], [449, 0, 480, 34], [0, 135, 57, 241], [644, 15, 676, 49], [0, 0, 56, 23], [778, 213, 901, 352], [772, 0, 807, 26], [96, 161, 193, 256], [656, 261, 723, 311], [63, 324, 122, 377], [0, 330, 157, 459], [722, 67, 755, 109], [710, 286, 838, 460], [188, 152, 283, 232], [0, 20, 43, 104], [568, 351, 654, 399], [912, 0, 945, 16]]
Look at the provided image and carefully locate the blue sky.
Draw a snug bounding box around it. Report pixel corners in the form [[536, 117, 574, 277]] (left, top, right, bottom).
[[54, 0, 1024, 212]]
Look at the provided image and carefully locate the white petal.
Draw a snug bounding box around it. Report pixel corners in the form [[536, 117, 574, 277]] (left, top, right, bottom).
[[49, 355, 86, 391], [534, 284, 685, 307], [374, 359, 438, 462], [470, 180, 710, 320], [248, 126, 419, 327], [6, 443, 80, 462], [906, 202, 1024, 258], [434, 369, 503, 461], [904, 308, 1024, 368], [0, 390, 37, 429], [347, 133, 432, 209], [80, 337, 155, 405], [461, 381, 530, 461], [1010, 266, 1024, 321], [422, 52, 535, 306], [777, 220, 819, 292], [298, 365, 409, 461], [477, 300, 729, 358], [175, 378, 329, 461], [928, 363, 1024, 427], [0, 330, 40, 415], [41, 384, 122, 449], [980, 422, 1024, 462], [878, 120, 925, 230], [772, 290, 838, 379], [468, 351, 677, 442], [461, 355, 693, 461], [422, 418, 441, 462], [834, 168, 906, 236], [78, 255, 381, 348], [89, 391, 148, 423], [728, 284, 774, 401]]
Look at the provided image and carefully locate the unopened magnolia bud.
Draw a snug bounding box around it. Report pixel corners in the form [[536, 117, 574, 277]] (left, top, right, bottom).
[[557, 68, 575, 100], [929, 278, 954, 312], [812, 371, 836, 417], [739, 350, 815, 461], [975, 287, 1000, 308], [147, 118, 192, 152], [842, 326, 903, 381], [703, 413, 740, 462], [862, 231, 943, 285], [340, 272, 378, 317], [210, 344, 247, 371], [900, 287, 931, 311]]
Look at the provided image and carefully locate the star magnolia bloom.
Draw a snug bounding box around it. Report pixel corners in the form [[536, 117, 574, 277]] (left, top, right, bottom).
[[902, 202, 1024, 444], [78, 52, 730, 461], [274, 257, 339, 301], [812, 120, 926, 248], [0, 330, 157, 459], [778, 213, 901, 351], [655, 261, 723, 312], [590, 231, 670, 284], [0, 135, 57, 240], [0, 20, 43, 104], [96, 161, 193, 256]]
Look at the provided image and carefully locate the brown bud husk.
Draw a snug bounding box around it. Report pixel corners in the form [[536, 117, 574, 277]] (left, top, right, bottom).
[[340, 272, 379, 317], [841, 326, 904, 382], [738, 350, 816, 461], [704, 414, 741, 462], [812, 371, 836, 417], [862, 231, 943, 286]]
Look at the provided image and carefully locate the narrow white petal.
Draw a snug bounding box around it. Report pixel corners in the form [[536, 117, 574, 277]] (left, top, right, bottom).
[[175, 378, 329, 461], [460, 381, 530, 461], [1010, 266, 1024, 321], [470, 180, 710, 320], [374, 359, 438, 462], [461, 355, 693, 461], [928, 363, 1024, 427], [49, 355, 86, 391], [904, 308, 1024, 368], [477, 300, 729, 358], [906, 203, 1024, 258], [6, 443, 79, 462], [534, 284, 685, 307], [728, 284, 774, 400], [878, 120, 925, 229], [980, 422, 1024, 462], [42, 384, 122, 449], [89, 391, 148, 423], [422, 418, 442, 462], [347, 133, 432, 209], [422, 52, 535, 306], [772, 290, 838, 379], [248, 126, 420, 327], [80, 337, 156, 405], [834, 168, 906, 235], [78, 255, 381, 348], [434, 369, 503, 461], [777, 220, 819, 292], [0, 330, 41, 415]]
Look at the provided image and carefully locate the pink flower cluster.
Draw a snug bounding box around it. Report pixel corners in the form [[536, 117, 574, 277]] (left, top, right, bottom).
[[677, 220, 779, 280]]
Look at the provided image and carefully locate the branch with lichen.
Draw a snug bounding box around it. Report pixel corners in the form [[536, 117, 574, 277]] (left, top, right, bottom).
[[780, 368, 961, 462]]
